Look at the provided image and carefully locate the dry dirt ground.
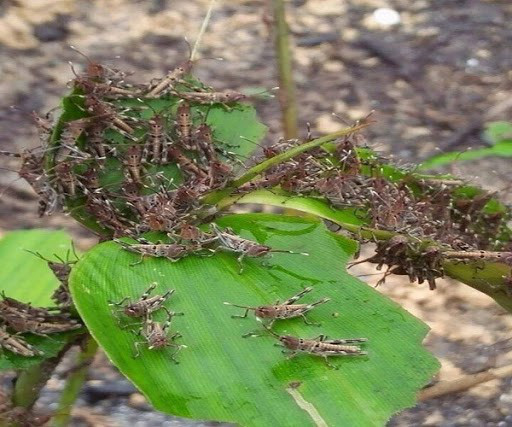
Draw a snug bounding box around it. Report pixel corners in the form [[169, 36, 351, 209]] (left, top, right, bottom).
[[0, 0, 512, 425]]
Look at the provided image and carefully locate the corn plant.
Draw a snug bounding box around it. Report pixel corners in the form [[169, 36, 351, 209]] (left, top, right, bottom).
[[0, 50, 511, 427]]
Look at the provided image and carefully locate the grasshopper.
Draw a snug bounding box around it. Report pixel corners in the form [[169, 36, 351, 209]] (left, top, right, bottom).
[[0, 292, 68, 320], [266, 326, 368, 369], [176, 101, 194, 151], [209, 224, 308, 273], [133, 307, 185, 362], [176, 90, 247, 105], [224, 287, 329, 330], [143, 115, 167, 164], [0, 310, 81, 336], [0, 293, 81, 335], [109, 283, 174, 319], [122, 145, 144, 184], [0, 325, 43, 357], [114, 237, 204, 265], [442, 250, 512, 265]]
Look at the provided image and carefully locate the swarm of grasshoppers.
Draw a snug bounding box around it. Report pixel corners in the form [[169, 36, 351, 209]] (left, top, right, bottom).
[[1, 44, 511, 371], [0, 292, 82, 357]]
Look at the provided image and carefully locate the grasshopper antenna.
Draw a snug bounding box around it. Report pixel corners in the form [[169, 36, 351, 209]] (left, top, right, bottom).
[[24, 249, 50, 262], [223, 302, 256, 310], [271, 249, 309, 256], [262, 323, 280, 338]]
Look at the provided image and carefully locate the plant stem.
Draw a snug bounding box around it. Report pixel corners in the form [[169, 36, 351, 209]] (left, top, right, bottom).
[[272, 0, 298, 139], [51, 335, 98, 427], [204, 123, 368, 206], [12, 355, 64, 409]]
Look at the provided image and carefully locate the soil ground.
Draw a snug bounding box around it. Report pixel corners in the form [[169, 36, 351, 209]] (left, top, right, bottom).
[[0, 0, 512, 425]]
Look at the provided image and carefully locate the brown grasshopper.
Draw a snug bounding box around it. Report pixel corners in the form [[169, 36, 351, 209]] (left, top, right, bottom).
[[114, 237, 204, 265], [0, 292, 81, 335], [143, 115, 167, 164], [26, 248, 79, 308], [146, 59, 195, 97], [2, 315, 82, 336], [109, 283, 174, 319], [54, 162, 77, 197], [176, 90, 247, 105], [0, 303, 82, 336], [207, 160, 233, 189], [176, 101, 194, 151], [85, 122, 108, 162], [85, 195, 132, 237], [0, 148, 60, 216], [0, 292, 64, 319], [122, 145, 144, 184], [0, 325, 43, 357], [145, 47, 222, 97], [209, 224, 308, 273], [133, 307, 185, 362], [84, 95, 134, 134], [224, 287, 329, 329], [266, 326, 368, 369], [166, 146, 208, 179], [442, 250, 512, 265], [31, 110, 54, 147]]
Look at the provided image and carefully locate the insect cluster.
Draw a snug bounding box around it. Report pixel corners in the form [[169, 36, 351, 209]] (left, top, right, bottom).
[[3, 48, 512, 293], [226, 287, 367, 369], [0, 291, 81, 357], [240, 126, 512, 289], [1, 49, 255, 233], [112, 285, 367, 369], [109, 283, 184, 362]]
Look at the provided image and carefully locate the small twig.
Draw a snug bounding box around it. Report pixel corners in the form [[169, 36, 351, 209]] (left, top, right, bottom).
[[272, 0, 298, 139], [419, 364, 512, 401], [190, 0, 217, 61]]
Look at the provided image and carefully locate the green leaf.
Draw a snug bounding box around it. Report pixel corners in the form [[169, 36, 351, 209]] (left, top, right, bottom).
[[70, 213, 439, 426], [204, 104, 267, 160], [220, 190, 393, 240], [222, 189, 367, 227], [420, 121, 512, 169], [0, 230, 80, 370], [484, 121, 512, 145]]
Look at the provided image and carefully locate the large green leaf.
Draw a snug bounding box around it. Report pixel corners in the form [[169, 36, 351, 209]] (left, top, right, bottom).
[[0, 230, 80, 370], [70, 213, 439, 426]]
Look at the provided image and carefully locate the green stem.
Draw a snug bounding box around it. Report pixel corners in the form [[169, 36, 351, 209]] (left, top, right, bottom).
[[272, 0, 298, 139], [12, 354, 65, 409], [204, 123, 368, 206], [443, 261, 512, 313], [51, 335, 98, 427]]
